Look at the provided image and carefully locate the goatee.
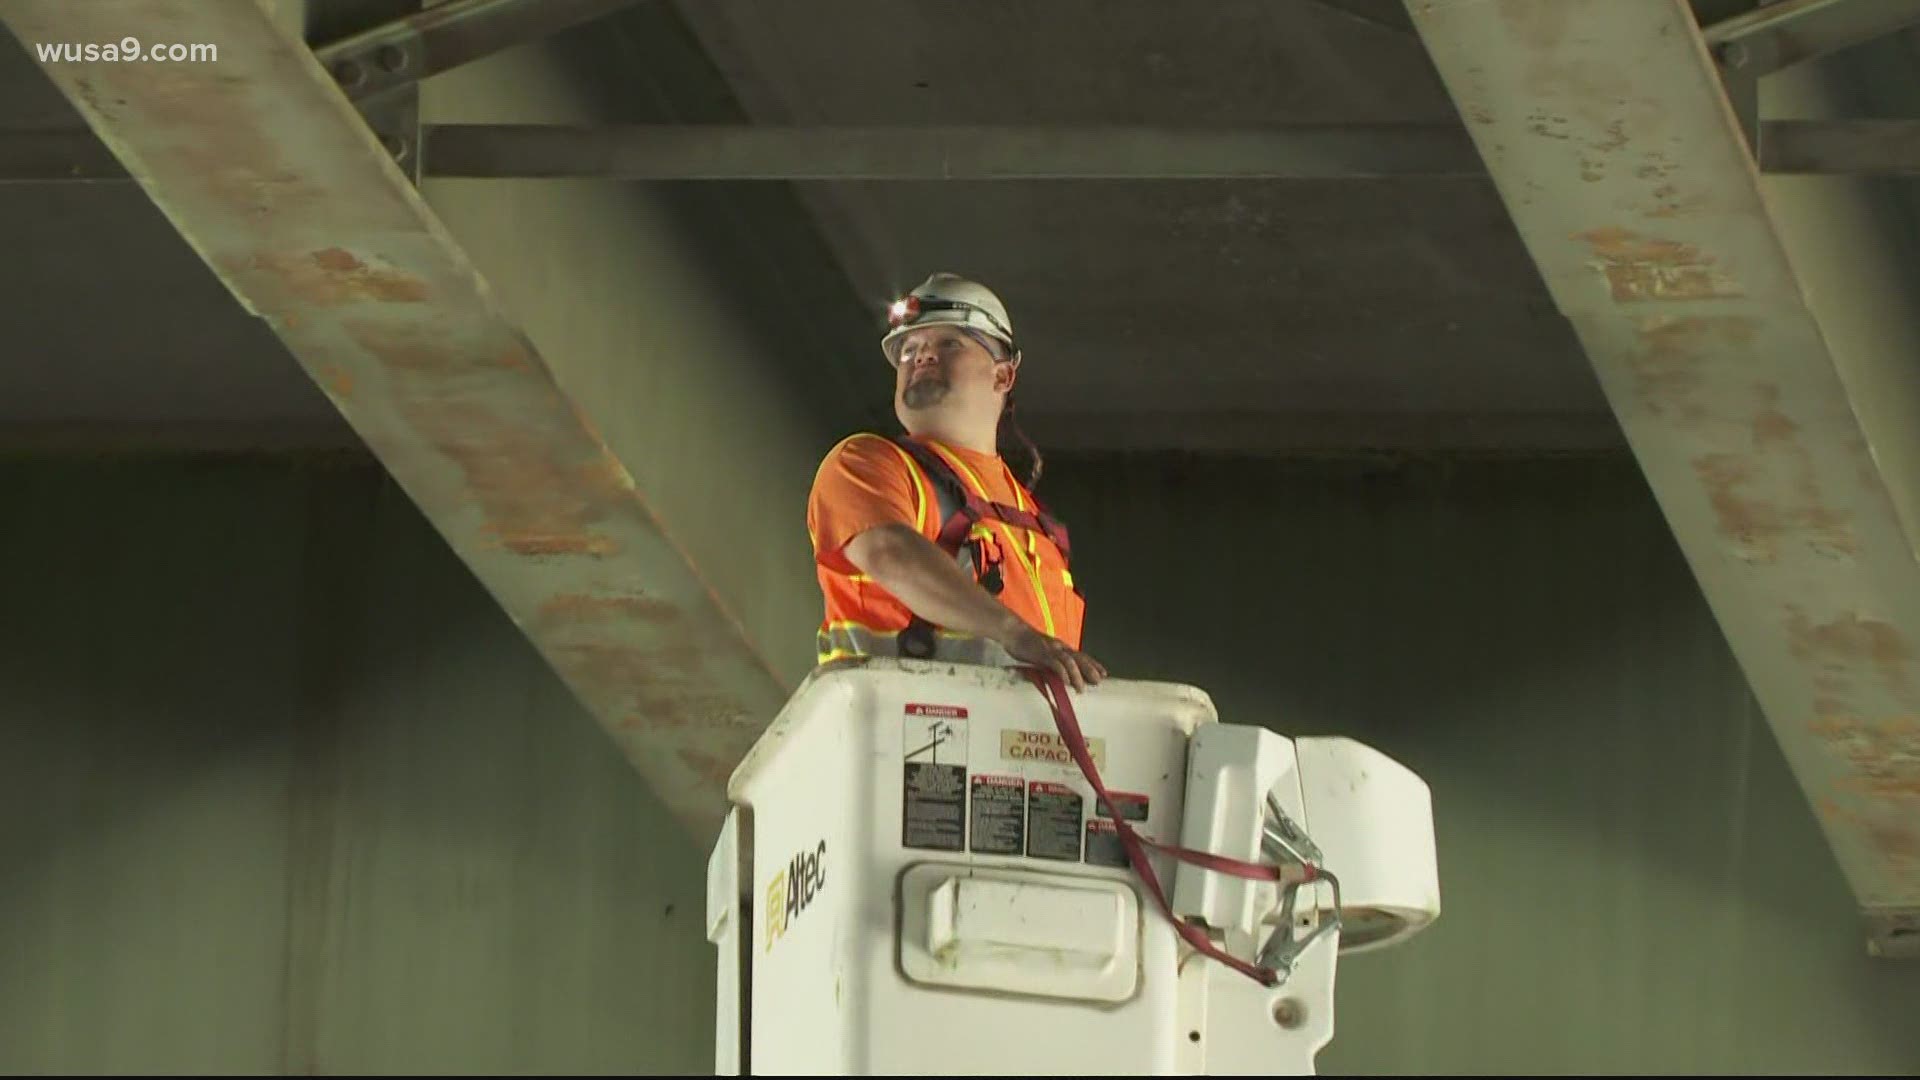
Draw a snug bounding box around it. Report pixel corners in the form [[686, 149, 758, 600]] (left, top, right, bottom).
[[903, 377, 949, 410]]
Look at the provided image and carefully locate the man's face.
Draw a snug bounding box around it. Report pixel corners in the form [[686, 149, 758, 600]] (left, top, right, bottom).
[[892, 325, 1011, 426]]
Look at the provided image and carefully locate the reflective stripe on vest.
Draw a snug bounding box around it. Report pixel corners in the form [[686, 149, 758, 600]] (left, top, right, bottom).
[[817, 621, 1019, 668]]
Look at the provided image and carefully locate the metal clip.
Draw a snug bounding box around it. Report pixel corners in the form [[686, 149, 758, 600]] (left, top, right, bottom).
[[1255, 794, 1342, 985]]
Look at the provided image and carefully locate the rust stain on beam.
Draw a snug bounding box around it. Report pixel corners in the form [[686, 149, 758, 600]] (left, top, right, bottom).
[[0, 0, 787, 839], [1787, 608, 1916, 704], [246, 248, 434, 306], [1691, 453, 1856, 564], [1575, 227, 1745, 302]]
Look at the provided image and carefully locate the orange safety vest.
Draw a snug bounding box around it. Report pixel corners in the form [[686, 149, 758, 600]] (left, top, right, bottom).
[[814, 436, 1084, 666]]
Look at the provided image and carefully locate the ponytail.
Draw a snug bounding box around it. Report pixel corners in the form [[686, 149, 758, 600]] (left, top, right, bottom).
[[1001, 392, 1045, 491]]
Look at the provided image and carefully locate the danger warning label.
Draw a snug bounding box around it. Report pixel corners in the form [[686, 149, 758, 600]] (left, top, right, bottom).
[[902, 703, 968, 852], [969, 774, 1025, 855], [1085, 792, 1148, 868], [1025, 781, 1084, 861], [1001, 729, 1106, 770], [905, 764, 965, 850], [1084, 819, 1129, 868]]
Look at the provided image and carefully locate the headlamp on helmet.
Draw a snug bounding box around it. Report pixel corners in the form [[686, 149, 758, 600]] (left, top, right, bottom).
[[887, 295, 921, 327]]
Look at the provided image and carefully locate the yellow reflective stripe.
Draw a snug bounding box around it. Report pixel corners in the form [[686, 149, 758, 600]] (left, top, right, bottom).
[[875, 438, 932, 534], [1000, 466, 1067, 630], [1004, 532, 1054, 635], [927, 441, 1055, 638], [1017, 469, 1046, 617], [927, 441, 991, 497], [1007, 469, 1040, 560], [823, 619, 974, 639], [816, 620, 989, 664]]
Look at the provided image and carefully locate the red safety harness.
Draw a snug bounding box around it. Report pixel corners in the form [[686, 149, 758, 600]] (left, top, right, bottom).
[[893, 436, 1072, 561], [1024, 666, 1321, 987], [891, 437, 1076, 657]]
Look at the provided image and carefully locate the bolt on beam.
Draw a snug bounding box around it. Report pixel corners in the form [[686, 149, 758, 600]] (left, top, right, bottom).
[[1703, 0, 1920, 78], [313, 0, 642, 103]]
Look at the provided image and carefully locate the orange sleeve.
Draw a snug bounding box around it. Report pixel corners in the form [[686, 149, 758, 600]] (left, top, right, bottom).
[[807, 434, 930, 571]]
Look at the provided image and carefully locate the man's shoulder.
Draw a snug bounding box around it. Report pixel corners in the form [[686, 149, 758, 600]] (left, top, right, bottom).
[[826, 430, 901, 454], [811, 432, 911, 490], [819, 432, 910, 470]]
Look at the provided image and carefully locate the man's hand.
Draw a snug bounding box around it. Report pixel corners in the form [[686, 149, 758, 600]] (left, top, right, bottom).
[[996, 619, 1108, 693], [845, 523, 1109, 690]]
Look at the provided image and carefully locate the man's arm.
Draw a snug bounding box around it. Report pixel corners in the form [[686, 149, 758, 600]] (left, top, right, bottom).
[[845, 523, 1107, 691]]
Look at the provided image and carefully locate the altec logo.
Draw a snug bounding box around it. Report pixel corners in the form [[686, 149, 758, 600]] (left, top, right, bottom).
[[764, 839, 827, 951]]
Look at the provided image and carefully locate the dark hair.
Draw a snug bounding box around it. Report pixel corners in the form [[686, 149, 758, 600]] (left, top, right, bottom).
[[961, 329, 1044, 489], [1001, 392, 1045, 491]]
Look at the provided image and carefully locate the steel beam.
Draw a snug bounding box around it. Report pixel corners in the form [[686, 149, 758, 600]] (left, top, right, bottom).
[[1406, 0, 1920, 958], [9, 121, 1920, 185], [313, 0, 642, 104], [0, 0, 787, 840], [1703, 0, 1920, 77], [419, 122, 1489, 180]]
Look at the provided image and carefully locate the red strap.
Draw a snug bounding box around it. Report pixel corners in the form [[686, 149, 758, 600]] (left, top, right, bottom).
[[935, 508, 973, 552], [896, 435, 1074, 561], [985, 501, 1072, 560], [1022, 667, 1308, 988], [938, 499, 1073, 566]]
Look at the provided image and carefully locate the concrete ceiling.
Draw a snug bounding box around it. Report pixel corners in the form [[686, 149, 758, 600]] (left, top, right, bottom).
[[0, 0, 1616, 455], [675, 0, 1607, 450], [0, 1, 1914, 454]]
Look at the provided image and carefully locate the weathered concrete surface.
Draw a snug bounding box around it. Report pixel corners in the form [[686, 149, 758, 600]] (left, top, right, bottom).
[[0, 458, 711, 1074], [1407, 0, 1920, 956], [0, 0, 854, 840]]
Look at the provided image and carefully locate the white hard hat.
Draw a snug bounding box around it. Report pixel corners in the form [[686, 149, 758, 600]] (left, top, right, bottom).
[[880, 273, 1019, 366]]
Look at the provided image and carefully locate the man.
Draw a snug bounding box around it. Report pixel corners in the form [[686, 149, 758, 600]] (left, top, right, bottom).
[[806, 272, 1107, 691]]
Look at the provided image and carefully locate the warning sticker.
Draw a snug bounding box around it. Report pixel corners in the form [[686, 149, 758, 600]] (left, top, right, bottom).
[[1002, 729, 1106, 771], [1097, 791, 1150, 823], [1026, 781, 1084, 861], [903, 704, 968, 851], [969, 775, 1025, 855], [905, 764, 965, 850], [1085, 819, 1129, 868]]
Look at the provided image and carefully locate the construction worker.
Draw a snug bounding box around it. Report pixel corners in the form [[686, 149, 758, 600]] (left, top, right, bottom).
[[807, 273, 1107, 691]]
